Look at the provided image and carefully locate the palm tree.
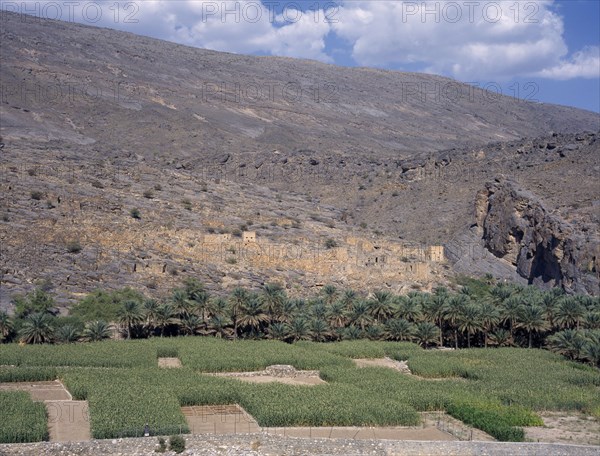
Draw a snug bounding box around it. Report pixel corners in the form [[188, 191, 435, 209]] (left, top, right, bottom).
[[19, 313, 54, 344], [310, 319, 331, 342], [414, 322, 440, 348], [277, 299, 299, 324], [117, 300, 145, 339], [457, 304, 483, 348], [55, 325, 80, 344], [395, 295, 422, 322], [490, 284, 512, 304], [189, 289, 211, 324], [180, 314, 203, 335], [368, 291, 394, 323], [555, 297, 585, 330], [326, 301, 348, 329], [583, 312, 600, 330], [339, 289, 357, 310], [154, 304, 177, 337], [423, 293, 446, 347], [308, 299, 327, 321], [143, 299, 160, 332], [171, 289, 192, 318], [343, 326, 362, 340], [444, 295, 468, 349], [286, 318, 311, 342], [501, 296, 523, 339], [210, 297, 229, 320], [538, 292, 557, 329], [229, 287, 250, 340], [261, 283, 286, 322], [488, 328, 513, 347], [82, 320, 112, 342], [580, 332, 600, 367], [348, 300, 373, 330], [478, 301, 500, 348], [238, 298, 269, 335], [321, 284, 338, 305], [547, 329, 585, 360], [516, 304, 548, 348], [204, 315, 233, 339], [267, 322, 288, 341], [384, 319, 414, 341], [0, 311, 14, 342], [364, 324, 384, 341]]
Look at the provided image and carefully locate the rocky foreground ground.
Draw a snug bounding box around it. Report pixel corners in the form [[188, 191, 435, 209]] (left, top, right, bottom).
[[1, 434, 599, 456]]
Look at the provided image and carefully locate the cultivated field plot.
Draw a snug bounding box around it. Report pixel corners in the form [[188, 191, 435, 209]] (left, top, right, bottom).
[[182, 405, 259, 434], [0, 338, 598, 446], [0, 381, 71, 401], [0, 381, 90, 442], [158, 357, 182, 368], [211, 365, 327, 386]]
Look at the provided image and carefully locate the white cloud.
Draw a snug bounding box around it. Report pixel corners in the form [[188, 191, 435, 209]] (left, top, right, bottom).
[[534, 46, 600, 80], [332, 0, 576, 80], [106, 1, 333, 62]]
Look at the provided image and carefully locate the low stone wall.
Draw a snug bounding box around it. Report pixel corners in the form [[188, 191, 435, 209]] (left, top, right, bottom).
[[0, 433, 598, 456]]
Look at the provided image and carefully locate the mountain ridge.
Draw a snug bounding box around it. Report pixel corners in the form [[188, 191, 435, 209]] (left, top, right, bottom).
[[1, 11, 599, 309]]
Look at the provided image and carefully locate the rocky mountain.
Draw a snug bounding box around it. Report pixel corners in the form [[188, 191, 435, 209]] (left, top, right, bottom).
[[1, 12, 599, 310], [475, 178, 599, 294]]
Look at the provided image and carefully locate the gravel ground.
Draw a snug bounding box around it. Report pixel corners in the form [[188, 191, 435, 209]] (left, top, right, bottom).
[[0, 433, 598, 456]]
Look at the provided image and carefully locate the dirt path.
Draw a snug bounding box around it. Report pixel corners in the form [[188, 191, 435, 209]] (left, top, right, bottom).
[[524, 412, 600, 446], [353, 358, 463, 381], [263, 425, 456, 441], [354, 357, 412, 373], [46, 401, 91, 442]]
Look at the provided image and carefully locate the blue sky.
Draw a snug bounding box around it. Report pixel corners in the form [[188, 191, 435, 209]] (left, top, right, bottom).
[[3, 1, 599, 112]]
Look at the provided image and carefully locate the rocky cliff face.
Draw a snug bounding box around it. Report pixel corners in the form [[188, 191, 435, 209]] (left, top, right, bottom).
[[476, 179, 599, 295]]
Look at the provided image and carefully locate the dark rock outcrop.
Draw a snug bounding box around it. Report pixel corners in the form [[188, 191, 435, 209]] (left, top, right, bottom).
[[476, 179, 599, 295]]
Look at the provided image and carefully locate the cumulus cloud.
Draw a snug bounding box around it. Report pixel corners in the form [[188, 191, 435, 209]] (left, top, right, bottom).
[[534, 46, 600, 80], [332, 0, 574, 80]]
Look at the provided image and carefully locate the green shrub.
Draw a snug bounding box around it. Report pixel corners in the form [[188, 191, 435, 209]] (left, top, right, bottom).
[[169, 435, 186, 453], [70, 288, 145, 322], [30, 191, 43, 200], [66, 240, 82, 253], [130, 208, 141, 219], [324, 238, 337, 249], [156, 437, 166, 452]]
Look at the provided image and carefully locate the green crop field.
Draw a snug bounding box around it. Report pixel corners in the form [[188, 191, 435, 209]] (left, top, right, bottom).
[[0, 391, 49, 443], [0, 338, 598, 443]]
